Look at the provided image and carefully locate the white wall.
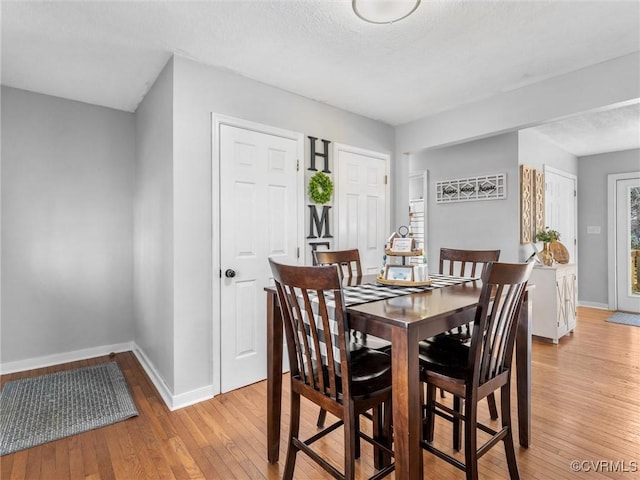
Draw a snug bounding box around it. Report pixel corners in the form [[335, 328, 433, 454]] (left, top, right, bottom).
[[133, 59, 175, 393], [578, 149, 640, 307], [410, 133, 521, 267], [1, 87, 134, 369]]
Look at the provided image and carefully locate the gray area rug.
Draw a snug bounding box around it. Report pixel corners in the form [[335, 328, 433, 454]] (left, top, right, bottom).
[[606, 311, 640, 327], [0, 362, 138, 455]]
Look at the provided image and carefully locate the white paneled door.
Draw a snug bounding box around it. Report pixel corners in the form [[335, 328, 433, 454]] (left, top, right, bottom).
[[544, 167, 577, 264], [219, 123, 300, 392], [335, 144, 390, 274]]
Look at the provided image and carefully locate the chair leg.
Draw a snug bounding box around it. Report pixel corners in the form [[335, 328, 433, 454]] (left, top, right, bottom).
[[382, 399, 393, 466], [501, 384, 520, 480], [453, 395, 462, 451], [464, 394, 479, 480], [344, 403, 357, 480], [424, 383, 436, 442], [372, 400, 393, 469], [487, 392, 499, 420], [372, 405, 382, 468], [355, 417, 361, 460], [317, 408, 327, 428], [283, 392, 301, 480]]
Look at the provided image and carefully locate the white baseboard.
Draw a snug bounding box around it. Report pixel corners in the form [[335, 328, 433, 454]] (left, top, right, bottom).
[[0, 342, 215, 412], [131, 343, 214, 411], [577, 301, 610, 310], [0, 342, 133, 375], [130, 343, 174, 408]]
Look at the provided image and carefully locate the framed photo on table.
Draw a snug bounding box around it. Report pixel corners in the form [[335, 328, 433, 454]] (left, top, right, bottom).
[[391, 237, 414, 253], [385, 265, 414, 281]]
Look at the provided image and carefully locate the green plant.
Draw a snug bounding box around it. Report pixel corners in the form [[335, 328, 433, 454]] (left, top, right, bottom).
[[536, 227, 560, 243]]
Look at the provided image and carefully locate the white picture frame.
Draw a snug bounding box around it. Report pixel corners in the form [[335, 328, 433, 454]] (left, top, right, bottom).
[[391, 237, 413, 253]]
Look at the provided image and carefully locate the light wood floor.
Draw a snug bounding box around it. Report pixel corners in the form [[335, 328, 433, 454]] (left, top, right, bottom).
[[1, 307, 639, 479]]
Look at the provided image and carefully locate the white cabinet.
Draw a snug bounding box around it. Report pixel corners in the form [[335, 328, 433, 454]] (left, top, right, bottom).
[[530, 264, 577, 343]]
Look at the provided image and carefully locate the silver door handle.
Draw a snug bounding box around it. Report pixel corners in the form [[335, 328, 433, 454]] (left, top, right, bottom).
[[225, 269, 236, 278]]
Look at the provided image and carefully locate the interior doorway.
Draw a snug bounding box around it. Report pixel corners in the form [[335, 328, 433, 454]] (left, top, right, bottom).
[[608, 172, 640, 313]]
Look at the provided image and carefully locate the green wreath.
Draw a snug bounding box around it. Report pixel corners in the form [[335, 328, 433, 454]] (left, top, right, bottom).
[[308, 171, 334, 204]]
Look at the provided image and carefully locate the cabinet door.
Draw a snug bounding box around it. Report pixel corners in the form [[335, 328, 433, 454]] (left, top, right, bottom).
[[564, 270, 577, 331], [555, 273, 569, 337], [556, 267, 576, 336]]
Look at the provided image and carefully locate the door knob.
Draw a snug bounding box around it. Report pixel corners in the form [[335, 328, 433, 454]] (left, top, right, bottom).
[[225, 269, 236, 278]]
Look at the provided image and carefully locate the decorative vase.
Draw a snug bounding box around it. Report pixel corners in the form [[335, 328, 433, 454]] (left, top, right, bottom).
[[540, 243, 555, 266]]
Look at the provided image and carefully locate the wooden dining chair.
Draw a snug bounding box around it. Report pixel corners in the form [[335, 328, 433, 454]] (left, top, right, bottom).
[[313, 249, 389, 353], [313, 249, 391, 429], [419, 261, 534, 480], [269, 259, 395, 480], [313, 248, 363, 279], [430, 248, 502, 413], [439, 248, 501, 279]]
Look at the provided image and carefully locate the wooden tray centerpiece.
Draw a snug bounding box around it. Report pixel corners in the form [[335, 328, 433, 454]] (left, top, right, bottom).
[[379, 228, 431, 286], [376, 276, 433, 287]]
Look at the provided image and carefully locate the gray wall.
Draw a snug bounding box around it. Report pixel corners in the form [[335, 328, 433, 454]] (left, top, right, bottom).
[[518, 129, 578, 175], [137, 55, 395, 401], [394, 53, 640, 232], [578, 149, 640, 306], [410, 130, 583, 272], [410, 133, 521, 267], [133, 59, 175, 391], [1, 86, 134, 366], [0, 55, 395, 403]]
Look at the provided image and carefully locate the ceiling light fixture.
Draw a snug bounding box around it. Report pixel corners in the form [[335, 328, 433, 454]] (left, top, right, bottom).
[[352, 0, 421, 24]]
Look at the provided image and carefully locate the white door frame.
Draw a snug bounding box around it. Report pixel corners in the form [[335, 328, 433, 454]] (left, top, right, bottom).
[[409, 169, 428, 249], [608, 171, 640, 310], [333, 142, 391, 252], [211, 113, 304, 395]]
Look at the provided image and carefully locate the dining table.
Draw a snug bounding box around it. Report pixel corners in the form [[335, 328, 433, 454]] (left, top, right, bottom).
[[265, 273, 532, 480]]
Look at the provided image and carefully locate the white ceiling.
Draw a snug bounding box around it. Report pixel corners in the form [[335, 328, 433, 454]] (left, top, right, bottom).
[[2, 0, 639, 156]]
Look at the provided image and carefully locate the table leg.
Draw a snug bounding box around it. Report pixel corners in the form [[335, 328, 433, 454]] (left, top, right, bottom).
[[515, 290, 532, 448], [266, 293, 283, 463], [391, 328, 422, 480]]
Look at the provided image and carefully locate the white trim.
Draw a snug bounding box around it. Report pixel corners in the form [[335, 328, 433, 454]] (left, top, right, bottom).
[[0, 343, 214, 411], [211, 114, 304, 396], [0, 342, 133, 375], [577, 301, 610, 310], [607, 171, 640, 310], [333, 142, 391, 253], [133, 344, 214, 411], [132, 343, 174, 408], [409, 169, 428, 253]]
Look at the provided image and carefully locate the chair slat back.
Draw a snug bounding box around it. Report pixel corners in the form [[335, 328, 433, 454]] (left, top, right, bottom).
[[468, 261, 534, 386], [269, 259, 350, 402], [439, 248, 500, 278], [313, 249, 363, 279]]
